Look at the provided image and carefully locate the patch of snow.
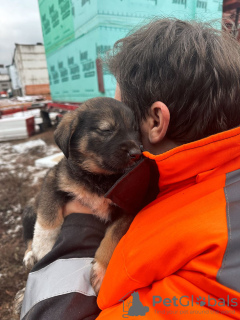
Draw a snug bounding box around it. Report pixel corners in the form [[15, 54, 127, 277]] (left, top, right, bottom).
[[11, 204, 21, 212], [0, 163, 16, 171], [26, 165, 39, 172], [35, 153, 63, 168], [30, 169, 48, 185], [17, 95, 35, 102], [12, 139, 46, 153], [4, 216, 15, 225], [7, 225, 22, 234]]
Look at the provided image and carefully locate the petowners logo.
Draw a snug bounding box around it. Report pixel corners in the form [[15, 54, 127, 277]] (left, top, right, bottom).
[[119, 291, 149, 318], [153, 295, 238, 308]]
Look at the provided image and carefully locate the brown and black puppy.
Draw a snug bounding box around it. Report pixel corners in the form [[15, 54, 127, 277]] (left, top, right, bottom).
[[23, 97, 141, 294]]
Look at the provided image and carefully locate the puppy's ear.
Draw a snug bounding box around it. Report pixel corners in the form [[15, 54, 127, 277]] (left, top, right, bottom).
[[54, 111, 79, 158]]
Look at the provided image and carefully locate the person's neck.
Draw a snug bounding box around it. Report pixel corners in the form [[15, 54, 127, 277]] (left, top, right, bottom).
[[145, 138, 182, 155]]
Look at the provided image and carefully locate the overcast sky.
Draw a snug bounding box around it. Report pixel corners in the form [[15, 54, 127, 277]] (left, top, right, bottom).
[[0, 0, 43, 70]]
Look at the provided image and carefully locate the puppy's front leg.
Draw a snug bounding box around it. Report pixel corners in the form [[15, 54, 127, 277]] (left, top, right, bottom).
[[90, 214, 134, 295], [24, 167, 65, 268], [32, 206, 63, 262], [24, 207, 63, 269]]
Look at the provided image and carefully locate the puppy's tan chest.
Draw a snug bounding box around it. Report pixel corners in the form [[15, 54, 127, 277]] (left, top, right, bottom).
[[58, 176, 113, 221]]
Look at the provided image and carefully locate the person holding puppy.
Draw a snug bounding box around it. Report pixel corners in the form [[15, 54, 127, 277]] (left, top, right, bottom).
[[20, 18, 240, 319]]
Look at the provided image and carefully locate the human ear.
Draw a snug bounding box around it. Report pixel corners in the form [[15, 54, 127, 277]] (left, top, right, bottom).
[[148, 101, 170, 144], [114, 83, 121, 101]]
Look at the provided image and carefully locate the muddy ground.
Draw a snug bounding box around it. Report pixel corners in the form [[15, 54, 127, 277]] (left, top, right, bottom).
[[0, 128, 59, 320]]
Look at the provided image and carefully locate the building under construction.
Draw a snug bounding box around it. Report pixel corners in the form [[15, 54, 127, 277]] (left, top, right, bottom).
[[38, 0, 223, 104]]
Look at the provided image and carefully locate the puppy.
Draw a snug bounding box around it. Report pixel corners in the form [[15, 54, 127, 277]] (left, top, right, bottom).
[[23, 97, 141, 294]]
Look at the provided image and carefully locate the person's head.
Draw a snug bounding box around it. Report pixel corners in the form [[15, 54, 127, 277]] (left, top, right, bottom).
[[107, 18, 240, 153]]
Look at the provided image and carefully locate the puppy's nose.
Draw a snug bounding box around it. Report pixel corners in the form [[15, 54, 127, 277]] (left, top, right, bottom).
[[128, 148, 142, 161]]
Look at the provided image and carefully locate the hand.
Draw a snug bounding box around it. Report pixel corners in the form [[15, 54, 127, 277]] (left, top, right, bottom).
[[63, 199, 93, 218]]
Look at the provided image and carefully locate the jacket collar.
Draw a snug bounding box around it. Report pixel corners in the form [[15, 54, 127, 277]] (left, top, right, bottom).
[[144, 126, 240, 189]]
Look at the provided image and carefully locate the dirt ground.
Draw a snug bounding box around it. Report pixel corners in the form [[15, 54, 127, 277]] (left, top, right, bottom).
[[0, 128, 59, 320]]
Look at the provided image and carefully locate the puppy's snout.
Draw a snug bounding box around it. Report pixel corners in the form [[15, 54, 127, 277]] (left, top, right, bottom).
[[120, 140, 141, 163], [128, 148, 141, 161]]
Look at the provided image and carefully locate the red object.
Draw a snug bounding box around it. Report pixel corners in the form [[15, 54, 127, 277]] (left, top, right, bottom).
[[96, 58, 105, 93], [223, 0, 240, 11], [47, 102, 80, 111], [25, 84, 50, 96], [26, 116, 35, 136], [1, 102, 80, 119], [0, 105, 30, 116]]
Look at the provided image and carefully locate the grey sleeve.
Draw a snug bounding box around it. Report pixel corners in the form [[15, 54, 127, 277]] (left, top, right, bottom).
[[21, 213, 108, 320]]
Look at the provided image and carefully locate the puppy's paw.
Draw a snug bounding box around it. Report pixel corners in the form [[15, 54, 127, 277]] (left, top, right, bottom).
[[32, 241, 53, 262], [23, 250, 36, 269], [32, 223, 61, 261], [90, 259, 106, 295], [13, 287, 25, 315]]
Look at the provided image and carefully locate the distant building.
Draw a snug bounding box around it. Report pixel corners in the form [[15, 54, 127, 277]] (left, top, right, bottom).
[[7, 43, 50, 97], [0, 73, 11, 93]]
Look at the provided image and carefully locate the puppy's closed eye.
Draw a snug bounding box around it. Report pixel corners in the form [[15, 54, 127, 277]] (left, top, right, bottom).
[[97, 121, 114, 132], [98, 128, 113, 134]]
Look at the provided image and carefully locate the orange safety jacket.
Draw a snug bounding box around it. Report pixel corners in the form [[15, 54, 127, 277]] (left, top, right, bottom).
[[97, 126, 240, 319]]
